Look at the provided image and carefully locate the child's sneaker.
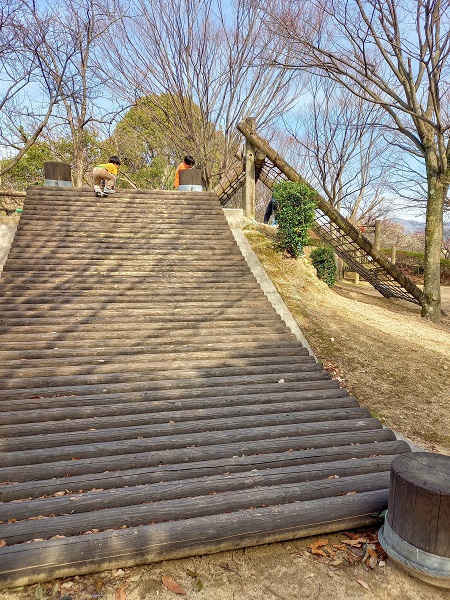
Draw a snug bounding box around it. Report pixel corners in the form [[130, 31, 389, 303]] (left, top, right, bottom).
[[94, 185, 102, 193], [103, 187, 116, 194]]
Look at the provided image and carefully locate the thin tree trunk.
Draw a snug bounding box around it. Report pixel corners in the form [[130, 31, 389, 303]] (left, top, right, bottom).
[[421, 172, 446, 322], [75, 142, 85, 188]]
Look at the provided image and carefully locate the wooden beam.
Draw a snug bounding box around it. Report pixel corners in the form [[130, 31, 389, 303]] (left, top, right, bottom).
[[242, 117, 256, 219], [237, 120, 424, 305], [0, 491, 390, 589]]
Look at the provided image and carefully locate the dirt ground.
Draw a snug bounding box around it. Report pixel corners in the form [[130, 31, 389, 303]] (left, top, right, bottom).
[[246, 226, 450, 455], [1, 223, 449, 599], [2, 529, 450, 600]]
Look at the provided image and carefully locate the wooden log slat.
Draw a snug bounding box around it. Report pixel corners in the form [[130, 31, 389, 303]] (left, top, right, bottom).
[[0, 379, 339, 405], [0, 368, 329, 395], [0, 473, 390, 545], [0, 491, 388, 589], [1, 408, 371, 451], [0, 455, 397, 522], [0, 440, 410, 503], [0, 429, 398, 483], [0, 340, 306, 361], [0, 418, 381, 466], [0, 385, 345, 416], [0, 397, 360, 433], [0, 350, 312, 370], [0, 296, 268, 308], [0, 334, 295, 353], [0, 324, 291, 340], [0, 354, 318, 381], [1, 363, 329, 391]]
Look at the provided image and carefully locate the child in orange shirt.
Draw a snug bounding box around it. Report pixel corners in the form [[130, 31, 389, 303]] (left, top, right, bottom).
[[174, 155, 195, 188]]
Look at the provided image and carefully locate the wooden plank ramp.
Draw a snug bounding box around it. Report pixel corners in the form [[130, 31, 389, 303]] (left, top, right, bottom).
[[0, 186, 410, 588]]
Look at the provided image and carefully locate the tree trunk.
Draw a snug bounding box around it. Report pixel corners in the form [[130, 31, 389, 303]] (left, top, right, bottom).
[[74, 141, 85, 188], [421, 172, 446, 322]]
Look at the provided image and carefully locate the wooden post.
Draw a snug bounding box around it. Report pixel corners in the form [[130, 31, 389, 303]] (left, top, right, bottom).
[[392, 246, 397, 264], [242, 118, 256, 220], [379, 452, 450, 588], [374, 219, 381, 252], [178, 169, 203, 191], [44, 162, 72, 187]]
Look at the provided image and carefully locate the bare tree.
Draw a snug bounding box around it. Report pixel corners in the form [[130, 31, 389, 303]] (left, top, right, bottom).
[[36, 0, 123, 186], [268, 0, 450, 322], [99, 0, 302, 188], [285, 78, 394, 225], [0, 0, 68, 177]]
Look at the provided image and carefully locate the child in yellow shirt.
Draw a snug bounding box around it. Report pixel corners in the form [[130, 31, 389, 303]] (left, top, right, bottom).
[[93, 156, 121, 196]]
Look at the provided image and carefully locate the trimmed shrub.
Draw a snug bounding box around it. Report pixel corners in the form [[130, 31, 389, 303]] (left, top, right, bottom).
[[310, 246, 337, 287], [273, 180, 317, 258]]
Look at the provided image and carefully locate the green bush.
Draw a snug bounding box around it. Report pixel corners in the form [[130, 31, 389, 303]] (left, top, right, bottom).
[[310, 246, 337, 287], [273, 180, 317, 258]]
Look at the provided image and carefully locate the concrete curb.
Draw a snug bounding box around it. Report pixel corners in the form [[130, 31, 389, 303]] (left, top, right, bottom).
[[0, 223, 17, 272], [230, 226, 317, 361]]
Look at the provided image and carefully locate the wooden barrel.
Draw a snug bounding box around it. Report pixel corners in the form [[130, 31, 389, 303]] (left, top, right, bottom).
[[379, 452, 450, 588], [179, 168, 203, 191], [44, 162, 72, 187]]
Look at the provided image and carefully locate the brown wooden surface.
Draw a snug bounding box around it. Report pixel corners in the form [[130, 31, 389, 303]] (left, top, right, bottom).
[[178, 168, 203, 186], [0, 185, 410, 587], [43, 162, 71, 181], [0, 491, 388, 589], [387, 452, 450, 557]]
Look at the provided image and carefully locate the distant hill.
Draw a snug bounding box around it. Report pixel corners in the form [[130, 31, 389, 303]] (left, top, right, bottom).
[[391, 217, 425, 233]]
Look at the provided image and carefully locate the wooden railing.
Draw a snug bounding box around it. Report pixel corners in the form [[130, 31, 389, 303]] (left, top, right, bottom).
[[214, 119, 424, 306]]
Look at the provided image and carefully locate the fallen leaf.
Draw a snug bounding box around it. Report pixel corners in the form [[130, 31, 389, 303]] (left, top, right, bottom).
[[341, 537, 367, 546], [323, 546, 336, 557], [115, 583, 127, 600], [0, 539, 6, 548], [161, 576, 187, 595], [357, 579, 370, 590], [374, 541, 387, 560], [331, 544, 347, 550], [194, 579, 203, 591], [343, 531, 360, 539], [308, 538, 329, 556], [366, 545, 379, 569]]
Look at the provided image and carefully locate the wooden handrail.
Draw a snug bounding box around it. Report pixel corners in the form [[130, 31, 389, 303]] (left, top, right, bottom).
[[237, 119, 424, 306]]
